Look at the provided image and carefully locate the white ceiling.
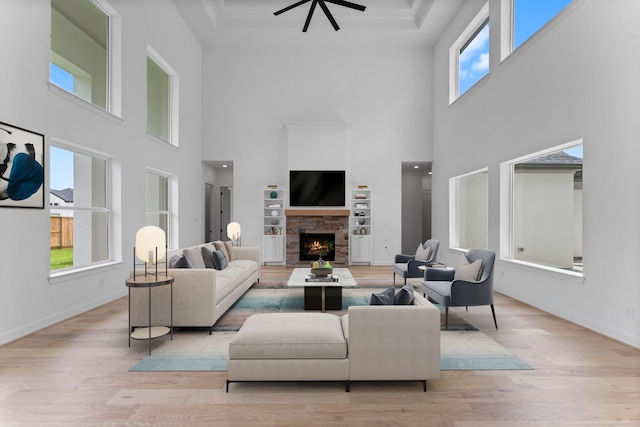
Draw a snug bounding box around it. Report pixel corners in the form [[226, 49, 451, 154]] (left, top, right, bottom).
[[172, 0, 465, 48]]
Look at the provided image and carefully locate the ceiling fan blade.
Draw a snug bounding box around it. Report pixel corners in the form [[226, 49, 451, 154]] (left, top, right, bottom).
[[324, 0, 366, 12], [302, 0, 319, 32], [274, 0, 312, 16], [318, 0, 340, 31]]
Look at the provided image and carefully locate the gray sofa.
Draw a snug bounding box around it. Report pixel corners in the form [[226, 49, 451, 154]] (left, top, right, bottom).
[[226, 292, 441, 391], [129, 243, 260, 333]]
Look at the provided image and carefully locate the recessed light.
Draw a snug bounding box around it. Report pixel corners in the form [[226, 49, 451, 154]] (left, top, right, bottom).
[[222, 164, 228, 168], [414, 165, 419, 169]]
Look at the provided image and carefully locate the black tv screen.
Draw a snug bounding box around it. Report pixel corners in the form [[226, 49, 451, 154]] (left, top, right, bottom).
[[289, 170, 346, 207]]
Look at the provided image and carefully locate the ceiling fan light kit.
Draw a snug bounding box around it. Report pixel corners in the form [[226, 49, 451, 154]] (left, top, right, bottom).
[[274, 0, 366, 32]]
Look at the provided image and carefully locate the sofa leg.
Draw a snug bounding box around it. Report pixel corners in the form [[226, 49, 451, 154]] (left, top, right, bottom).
[[226, 380, 230, 393], [392, 273, 396, 287], [422, 380, 427, 392], [345, 381, 350, 392]]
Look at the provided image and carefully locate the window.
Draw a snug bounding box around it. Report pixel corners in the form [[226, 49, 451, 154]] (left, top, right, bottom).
[[49, 144, 112, 271], [501, 142, 583, 272], [146, 171, 174, 248], [450, 169, 489, 250], [450, 3, 490, 102], [502, 0, 573, 57], [147, 46, 179, 145], [50, 0, 110, 110]]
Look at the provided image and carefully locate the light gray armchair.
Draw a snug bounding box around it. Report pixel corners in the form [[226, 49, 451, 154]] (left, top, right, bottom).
[[392, 239, 440, 287], [422, 248, 497, 330]]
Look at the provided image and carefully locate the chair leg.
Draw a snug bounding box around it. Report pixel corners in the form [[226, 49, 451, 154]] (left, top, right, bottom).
[[490, 304, 498, 329], [393, 272, 396, 287], [445, 307, 449, 330]]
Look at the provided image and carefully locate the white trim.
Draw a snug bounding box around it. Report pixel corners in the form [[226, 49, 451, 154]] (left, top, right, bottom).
[[449, 167, 489, 250], [146, 44, 180, 147]]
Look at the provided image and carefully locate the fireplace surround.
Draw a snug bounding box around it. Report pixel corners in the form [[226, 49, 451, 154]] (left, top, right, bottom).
[[285, 210, 349, 267]]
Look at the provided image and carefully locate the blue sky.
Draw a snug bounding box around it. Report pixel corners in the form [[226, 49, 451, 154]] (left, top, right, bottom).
[[50, 146, 74, 190]]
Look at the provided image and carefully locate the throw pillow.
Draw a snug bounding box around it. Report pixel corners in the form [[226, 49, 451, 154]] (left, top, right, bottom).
[[213, 241, 230, 262], [201, 246, 216, 269], [394, 284, 414, 305], [169, 254, 192, 269], [454, 254, 483, 282], [370, 287, 395, 305], [211, 250, 228, 270], [183, 247, 206, 269], [224, 241, 237, 262], [415, 244, 432, 262]]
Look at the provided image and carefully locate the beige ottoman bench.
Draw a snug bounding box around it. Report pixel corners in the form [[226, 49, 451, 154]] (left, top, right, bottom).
[[227, 312, 350, 392]]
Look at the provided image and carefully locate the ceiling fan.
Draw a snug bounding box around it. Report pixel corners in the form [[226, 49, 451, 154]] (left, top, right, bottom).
[[274, 0, 366, 32]]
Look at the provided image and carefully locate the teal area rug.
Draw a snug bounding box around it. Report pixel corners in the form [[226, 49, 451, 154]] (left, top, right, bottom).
[[130, 287, 532, 372]]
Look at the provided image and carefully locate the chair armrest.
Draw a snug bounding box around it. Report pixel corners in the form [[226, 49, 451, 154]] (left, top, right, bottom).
[[406, 259, 427, 278], [394, 253, 415, 263], [450, 278, 494, 307], [424, 267, 455, 281]]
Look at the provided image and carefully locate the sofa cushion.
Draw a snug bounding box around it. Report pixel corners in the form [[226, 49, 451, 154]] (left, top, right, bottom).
[[169, 254, 192, 269], [224, 241, 237, 261], [229, 313, 347, 359], [394, 283, 414, 305], [454, 254, 483, 282], [415, 244, 432, 262], [370, 287, 394, 305], [211, 250, 228, 270], [183, 247, 206, 269], [213, 241, 230, 262], [201, 246, 216, 269]]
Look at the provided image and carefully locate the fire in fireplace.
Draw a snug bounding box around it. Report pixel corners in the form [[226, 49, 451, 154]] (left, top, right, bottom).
[[299, 233, 336, 261]]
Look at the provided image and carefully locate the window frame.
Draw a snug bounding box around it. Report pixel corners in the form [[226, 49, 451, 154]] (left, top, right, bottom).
[[145, 168, 178, 250], [146, 45, 179, 147], [49, 139, 119, 276], [49, 0, 122, 118], [449, 168, 489, 251], [449, 2, 490, 104], [499, 139, 584, 279]]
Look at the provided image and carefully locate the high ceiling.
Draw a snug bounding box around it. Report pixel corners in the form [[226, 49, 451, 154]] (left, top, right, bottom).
[[172, 0, 465, 48]]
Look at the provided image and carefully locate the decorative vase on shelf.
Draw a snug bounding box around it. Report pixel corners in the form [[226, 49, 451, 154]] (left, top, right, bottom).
[[270, 191, 278, 199]]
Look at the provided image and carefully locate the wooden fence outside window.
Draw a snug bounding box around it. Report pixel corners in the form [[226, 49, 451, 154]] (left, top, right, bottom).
[[50, 217, 73, 249]]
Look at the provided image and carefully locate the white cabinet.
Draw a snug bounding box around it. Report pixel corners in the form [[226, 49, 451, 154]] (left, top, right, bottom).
[[350, 235, 371, 264], [263, 235, 285, 263], [262, 186, 285, 265], [349, 187, 372, 264]]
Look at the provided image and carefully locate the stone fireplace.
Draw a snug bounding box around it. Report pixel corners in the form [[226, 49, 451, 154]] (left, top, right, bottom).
[[285, 210, 349, 267]]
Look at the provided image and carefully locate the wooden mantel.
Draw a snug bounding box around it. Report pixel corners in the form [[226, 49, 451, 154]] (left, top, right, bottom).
[[285, 209, 349, 217]]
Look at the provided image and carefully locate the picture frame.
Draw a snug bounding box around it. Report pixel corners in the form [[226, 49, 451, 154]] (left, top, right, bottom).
[[0, 121, 45, 209]]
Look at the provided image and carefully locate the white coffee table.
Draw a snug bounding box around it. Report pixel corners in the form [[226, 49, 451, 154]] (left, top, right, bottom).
[[287, 268, 357, 311]]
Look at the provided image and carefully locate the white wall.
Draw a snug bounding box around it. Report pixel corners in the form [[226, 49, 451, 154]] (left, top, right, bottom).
[[202, 46, 434, 265], [0, 0, 203, 345], [432, 0, 640, 347]]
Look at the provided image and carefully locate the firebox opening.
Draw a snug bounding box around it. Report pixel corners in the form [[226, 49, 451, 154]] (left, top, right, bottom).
[[299, 233, 336, 261]]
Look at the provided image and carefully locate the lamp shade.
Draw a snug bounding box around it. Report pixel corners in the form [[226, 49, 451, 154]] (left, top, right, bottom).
[[135, 226, 166, 264], [227, 222, 241, 241]]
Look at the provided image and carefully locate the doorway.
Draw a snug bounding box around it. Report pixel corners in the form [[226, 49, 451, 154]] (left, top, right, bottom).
[[220, 186, 232, 240], [401, 162, 432, 254]]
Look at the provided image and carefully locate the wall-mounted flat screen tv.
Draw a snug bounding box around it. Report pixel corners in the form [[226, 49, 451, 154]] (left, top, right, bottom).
[[289, 170, 346, 207]]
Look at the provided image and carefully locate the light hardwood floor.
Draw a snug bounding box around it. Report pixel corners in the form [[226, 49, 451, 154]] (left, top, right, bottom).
[[0, 266, 638, 426]]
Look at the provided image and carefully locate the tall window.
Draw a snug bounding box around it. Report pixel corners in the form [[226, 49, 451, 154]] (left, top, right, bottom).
[[50, 0, 110, 110], [146, 171, 172, 248], [450, 169, 489, 250], [506, 0, 573, 54], [450, 3, 490, 102], [502, 142, 583, 271], [49, 145, 112, 271], [147, 46, 178, 145]]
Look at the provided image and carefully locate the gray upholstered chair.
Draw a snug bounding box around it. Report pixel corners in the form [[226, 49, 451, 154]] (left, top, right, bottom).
[[392, 239, 440, 287], [422, 248, 497, 330]]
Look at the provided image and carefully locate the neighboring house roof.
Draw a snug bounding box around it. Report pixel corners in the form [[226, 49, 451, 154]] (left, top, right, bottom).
[[50, 188, 73, 203], [522, 151, 582, 165]]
